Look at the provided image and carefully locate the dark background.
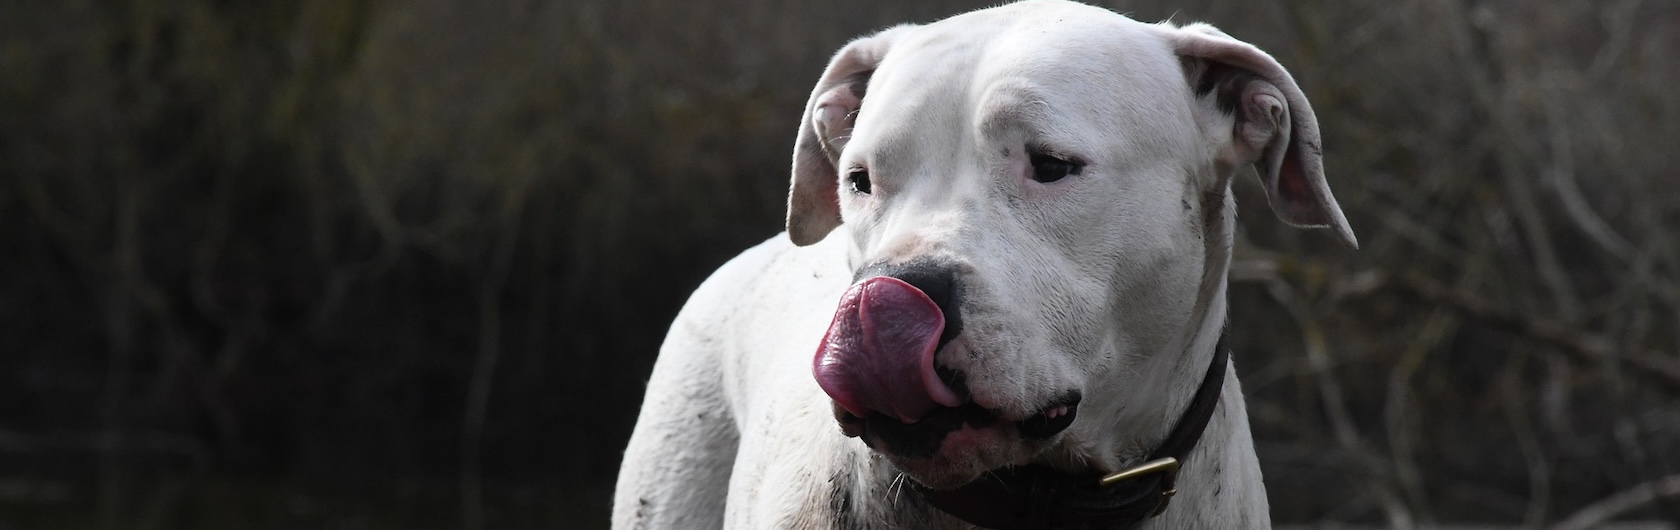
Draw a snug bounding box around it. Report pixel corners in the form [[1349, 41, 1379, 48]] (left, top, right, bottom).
[[3, 0, 1678, 528]]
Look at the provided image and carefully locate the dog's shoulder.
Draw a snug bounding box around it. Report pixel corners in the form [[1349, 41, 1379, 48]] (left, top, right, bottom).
[[657, 232, 851, 411], [672, 232, 849, 331]]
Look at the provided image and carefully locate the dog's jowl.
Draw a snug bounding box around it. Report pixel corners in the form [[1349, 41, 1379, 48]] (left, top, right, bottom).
[[614, 1, 1355, 528]]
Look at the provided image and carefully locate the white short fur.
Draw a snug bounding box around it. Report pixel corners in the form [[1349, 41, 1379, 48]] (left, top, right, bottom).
[[613, 1, 1355, 528]]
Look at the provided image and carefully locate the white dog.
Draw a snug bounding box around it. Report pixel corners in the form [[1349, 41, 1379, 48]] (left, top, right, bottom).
[[613, 1, 1356, 528]]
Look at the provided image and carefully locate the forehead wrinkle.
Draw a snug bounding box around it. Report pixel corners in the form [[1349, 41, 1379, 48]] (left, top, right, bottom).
[[975, 82, 1051, 140]]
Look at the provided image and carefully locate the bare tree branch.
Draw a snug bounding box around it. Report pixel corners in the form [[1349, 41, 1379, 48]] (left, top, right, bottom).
[[1400, 272, 1680, 390], [1551, 474, 1680, 530]]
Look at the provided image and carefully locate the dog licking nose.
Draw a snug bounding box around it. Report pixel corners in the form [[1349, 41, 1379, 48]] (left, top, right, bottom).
[[813, 276, 964, 424]]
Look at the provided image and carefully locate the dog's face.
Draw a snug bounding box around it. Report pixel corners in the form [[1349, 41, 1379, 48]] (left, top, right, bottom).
[[791, 0, 1354, 489]]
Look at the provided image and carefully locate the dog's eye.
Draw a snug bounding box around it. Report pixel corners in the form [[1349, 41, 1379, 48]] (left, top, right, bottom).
[[1028, 151, 1083, 183], [847, 168, 872, 194]]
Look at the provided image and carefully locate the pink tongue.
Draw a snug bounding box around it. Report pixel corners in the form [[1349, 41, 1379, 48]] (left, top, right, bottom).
[[813, 276, 963, 424]]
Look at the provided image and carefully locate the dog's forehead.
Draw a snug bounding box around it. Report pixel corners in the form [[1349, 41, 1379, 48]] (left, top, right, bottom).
[[968, 15, 1187, 137], [853, 4, 1196, 168]]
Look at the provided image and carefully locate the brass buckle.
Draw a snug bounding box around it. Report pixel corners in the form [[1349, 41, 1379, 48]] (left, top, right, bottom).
[[1096, 457, 1181, 516], [1096, 457, 1179, 488]]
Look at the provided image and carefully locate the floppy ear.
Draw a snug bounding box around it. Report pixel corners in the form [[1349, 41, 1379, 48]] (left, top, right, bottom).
[[787, 25, 915, 246], [1168, 23, 1358, 248]]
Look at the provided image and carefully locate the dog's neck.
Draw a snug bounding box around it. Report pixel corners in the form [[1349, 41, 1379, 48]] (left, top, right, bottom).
[[826, 373, 1267, 529], [1119, 176, 1268, 527]]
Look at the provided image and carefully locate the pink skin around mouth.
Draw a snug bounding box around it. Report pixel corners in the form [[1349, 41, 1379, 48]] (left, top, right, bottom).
[[812, 276, 964, 424]]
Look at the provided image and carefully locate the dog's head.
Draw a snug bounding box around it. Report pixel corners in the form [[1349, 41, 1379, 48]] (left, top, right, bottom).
[[790, 0, 1354, 489]]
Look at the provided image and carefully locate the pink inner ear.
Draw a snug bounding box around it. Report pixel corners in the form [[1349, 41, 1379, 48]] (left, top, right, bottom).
[[1277, 144, 1325, 225], [812, 85, 862, 150], [1279, 148, 1308, 202]]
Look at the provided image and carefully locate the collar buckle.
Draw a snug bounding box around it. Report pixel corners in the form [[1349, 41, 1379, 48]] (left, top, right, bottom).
[[1097, 457, 1181, 516]]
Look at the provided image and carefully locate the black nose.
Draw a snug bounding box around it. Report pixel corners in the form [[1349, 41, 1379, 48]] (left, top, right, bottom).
[[854, 258, 964, 348]]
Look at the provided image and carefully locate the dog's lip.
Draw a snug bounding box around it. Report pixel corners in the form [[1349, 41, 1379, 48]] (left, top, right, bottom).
[[833, 400, 1074, 426], [1017, 393, 1081, 439], [831, 392, 1078, 420], [831, 397, 1084, 491], [831, 394, 1080, 448], [837, 407, 866, 437]]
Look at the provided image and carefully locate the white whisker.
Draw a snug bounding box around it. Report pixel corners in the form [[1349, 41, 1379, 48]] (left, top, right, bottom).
[[886, 472, 909, 504]]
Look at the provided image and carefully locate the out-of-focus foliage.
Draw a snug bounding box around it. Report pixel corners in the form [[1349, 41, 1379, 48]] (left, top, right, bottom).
[[0, 0, 1676, 528]]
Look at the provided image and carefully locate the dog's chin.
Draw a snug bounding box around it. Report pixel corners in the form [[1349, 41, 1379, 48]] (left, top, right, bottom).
[[834, 398, 1080, 490], [880, 422, 1024, 489]]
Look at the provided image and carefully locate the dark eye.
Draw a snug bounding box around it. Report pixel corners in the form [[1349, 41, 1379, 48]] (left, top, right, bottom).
[[1028, 150, 1083, 183], [847, 168, 872, 194]]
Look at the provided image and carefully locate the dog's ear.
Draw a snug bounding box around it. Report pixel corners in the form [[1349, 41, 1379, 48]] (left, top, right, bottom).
[[787, 25, 914, 246], [1168, 23, 1357, 249]]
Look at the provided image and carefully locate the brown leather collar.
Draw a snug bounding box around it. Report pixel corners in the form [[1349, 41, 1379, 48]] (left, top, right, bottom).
[[912, 332, 1230, 529]]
